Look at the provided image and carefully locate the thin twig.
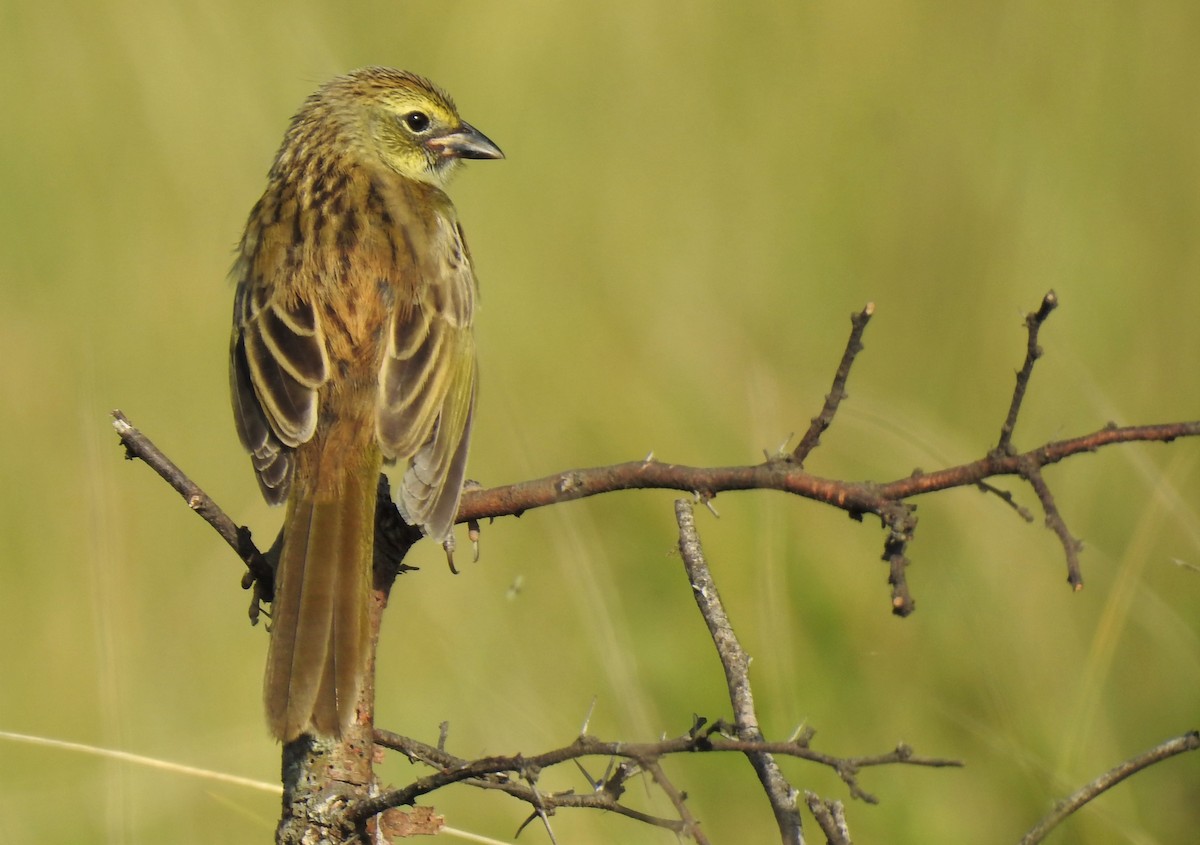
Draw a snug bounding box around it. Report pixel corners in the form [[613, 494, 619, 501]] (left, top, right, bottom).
[[1018, 731, 1200, 845], [975, 481, 1035, 523], [367, 727, 959, 830], [676, 499, 805, 844], [111, 410, 272, 590], [367, 730, 690, 834], [644, 760, 712, 845], [1021, 459, 1084, 589], [375, 729, 961, 780], [804, 792, 852, 845], [997, 290, 1058, 455], [792, 302, 875, 465], [878, 501, 919, 616]]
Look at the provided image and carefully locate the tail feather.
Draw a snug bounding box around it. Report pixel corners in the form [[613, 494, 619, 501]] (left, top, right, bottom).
[[264, 455, 376, 741]]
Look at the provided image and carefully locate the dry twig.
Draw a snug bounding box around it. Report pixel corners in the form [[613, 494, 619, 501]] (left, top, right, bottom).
[[1017, 731, 1200, 845], [676, 498, 804, 843], [792, 302, 874, 465]]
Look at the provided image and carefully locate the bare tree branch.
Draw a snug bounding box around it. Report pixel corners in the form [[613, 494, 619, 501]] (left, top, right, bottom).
[[364, 726, 960, 833], [997, 290, 1058, 455], [114, 406, 1200, 618], [1021, 459, 1085, 589], [1018, 730, 1200, 845], [676, 498, 805, 844], [643, 759, 712, 845], [454, 419, 1198, 611], [792, 302, 874, 465], [456, 422, 1200, 524], [111, 410, 274, 617], [975, 480, 1035, 523], [366, 729, 695, 835], [805, 792, 852, 845]]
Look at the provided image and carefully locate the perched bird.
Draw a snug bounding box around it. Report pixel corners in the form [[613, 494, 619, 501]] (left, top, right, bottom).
[[228, 68, 502, 741]]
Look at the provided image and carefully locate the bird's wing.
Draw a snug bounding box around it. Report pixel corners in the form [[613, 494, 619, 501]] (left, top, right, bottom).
[[230, 253, 330, 504], [377, 216, 478, 540]]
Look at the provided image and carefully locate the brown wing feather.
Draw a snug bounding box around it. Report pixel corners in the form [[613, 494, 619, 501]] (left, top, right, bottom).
[[229, 261, 331, 502], [230, 329, 292, 504], [377, 214, 478, 540], [400, 342, 477, 540]]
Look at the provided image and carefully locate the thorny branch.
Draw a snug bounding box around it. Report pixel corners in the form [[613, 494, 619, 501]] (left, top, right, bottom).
[[111, 293, 1200, 840], [369, 728, 706, 839], [362, 724, 961, 834]]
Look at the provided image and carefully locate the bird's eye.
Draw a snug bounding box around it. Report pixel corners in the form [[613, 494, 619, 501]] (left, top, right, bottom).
[[403, 111, 431, 133]]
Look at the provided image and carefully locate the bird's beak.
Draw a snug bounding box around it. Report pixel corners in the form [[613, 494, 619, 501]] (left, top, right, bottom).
[[426, 121, 504, 160]]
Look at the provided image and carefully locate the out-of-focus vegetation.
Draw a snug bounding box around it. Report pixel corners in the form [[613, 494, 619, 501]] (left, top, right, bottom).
[[1, 2, 1197, 842]]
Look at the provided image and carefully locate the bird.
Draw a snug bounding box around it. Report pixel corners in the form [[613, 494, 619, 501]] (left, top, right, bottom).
[[228, 67, 503, 742]]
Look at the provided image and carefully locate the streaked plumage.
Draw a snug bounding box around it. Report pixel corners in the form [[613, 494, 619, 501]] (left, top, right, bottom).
[[229, 68, 502, 741]]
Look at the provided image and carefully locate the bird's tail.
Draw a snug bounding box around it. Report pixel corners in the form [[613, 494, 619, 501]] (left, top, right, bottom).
[[263, 440, 380, 742]]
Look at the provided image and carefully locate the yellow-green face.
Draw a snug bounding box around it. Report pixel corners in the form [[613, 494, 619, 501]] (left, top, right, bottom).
[[338, 69, 502, 187], [370, 81, 465, 184]]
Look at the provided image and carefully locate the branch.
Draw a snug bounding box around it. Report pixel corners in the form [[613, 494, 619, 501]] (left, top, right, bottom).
[[997, 290, 1058, 454], [805, 792, 852, 845], [363, 726, 960, 833], [1020, 460, 1084, 589], [458, 422, 1200, 524], [111, 410, 273, 615], [642, 759, 711, 845], [456, 419, 1198, 610], [1018, 731, 1200, 845], [365, 729, 695, 835], [792, 302, 874, 465], [676, 498, 804, 843], [114, 409, 1200, 624]]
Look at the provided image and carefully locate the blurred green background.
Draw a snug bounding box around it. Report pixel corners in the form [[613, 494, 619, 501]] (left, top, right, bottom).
[[2, 1, 1198, 842]]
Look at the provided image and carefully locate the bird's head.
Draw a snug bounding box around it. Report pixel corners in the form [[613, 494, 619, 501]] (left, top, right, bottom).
[[323, 67, 503, 187]]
